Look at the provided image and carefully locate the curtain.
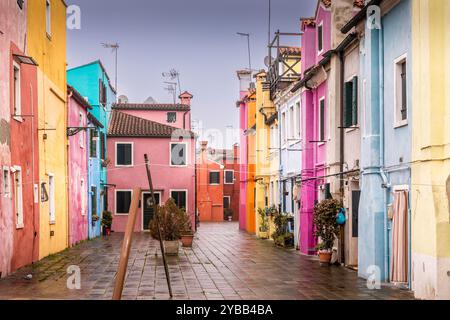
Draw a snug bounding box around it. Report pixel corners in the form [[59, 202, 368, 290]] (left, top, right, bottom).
[[390, 190, 409, 283]]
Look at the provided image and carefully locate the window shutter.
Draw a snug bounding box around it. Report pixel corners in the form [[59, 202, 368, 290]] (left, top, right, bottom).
[[344, 81, 353, 127], [352, 76, 358, 126]]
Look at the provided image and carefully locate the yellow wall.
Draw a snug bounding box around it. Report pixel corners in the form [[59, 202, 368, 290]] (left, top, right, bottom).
[[28, 0, 68, 258], [411, 0, 450, 299]]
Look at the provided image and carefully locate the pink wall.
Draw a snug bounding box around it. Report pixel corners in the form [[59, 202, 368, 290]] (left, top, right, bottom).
[[119, 109, 191, 131], [108, 136, 196, 232], [238, 100, 248, 231], [67, 91, 89, 246]]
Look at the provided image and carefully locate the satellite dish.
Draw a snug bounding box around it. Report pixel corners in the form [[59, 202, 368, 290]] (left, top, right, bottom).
[[144, 96, 157, 104], [118, 95, 129, 103], [264, 56, 273, 68]]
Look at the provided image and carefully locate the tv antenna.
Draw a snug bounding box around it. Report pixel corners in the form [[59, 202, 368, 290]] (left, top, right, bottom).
[[101, 42, 120, 100], [162, 69, 181, 96], [164, 81, 177, 104]]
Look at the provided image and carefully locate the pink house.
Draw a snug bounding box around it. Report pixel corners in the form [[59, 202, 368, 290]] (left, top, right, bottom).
[[67, 86, 90, 246], [296, 0, 332, 255], [107, 92, 196, 232]]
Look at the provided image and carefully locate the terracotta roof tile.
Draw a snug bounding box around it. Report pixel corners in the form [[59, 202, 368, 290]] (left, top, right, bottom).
[[108, 110, 194, 138], [112, 103, 190, 111]]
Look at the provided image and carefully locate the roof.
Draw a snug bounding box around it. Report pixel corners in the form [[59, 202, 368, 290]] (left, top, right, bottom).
[[67, 59, 117, 94], [341, 0, 381, 34], [67, 85, 92, 110], [108, 110, 194, 138], [307, 0, 365, 29], [112, 103, 190, 111]]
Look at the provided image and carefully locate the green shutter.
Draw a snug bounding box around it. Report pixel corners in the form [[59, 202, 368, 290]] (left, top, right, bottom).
[[352, 76, 358, 126], [344, 81, 353, 127]]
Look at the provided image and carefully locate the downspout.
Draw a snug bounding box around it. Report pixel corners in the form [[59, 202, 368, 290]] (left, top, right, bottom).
[[183, 110, 189, 130], [278, 106, 282, 213], [67, 90, 73, 247], [338, 50, 345, 264]]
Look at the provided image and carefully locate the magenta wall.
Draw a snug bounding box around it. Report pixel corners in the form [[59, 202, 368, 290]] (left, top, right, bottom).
[[67, 94, 89, 246], [108, 136, 196, 232]]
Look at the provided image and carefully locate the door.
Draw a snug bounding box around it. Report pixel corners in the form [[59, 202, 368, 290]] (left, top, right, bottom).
[[142, 192, 160, 231]]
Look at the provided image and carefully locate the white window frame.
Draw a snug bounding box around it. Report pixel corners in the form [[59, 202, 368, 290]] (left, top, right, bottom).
[[209, 170, 221, 185], [394, 53, 408, 128], [169, 142, 188, 167], [115, 142, 134, 167], [170, 189, 188, 210], [13, 61, 22, 121], [318, 96, 326, 145], [13, 166, 24, 229], [295, 101, 301, 140], [80, 178, 86, 216], [3, 166, 11, 198], [223, 196, 231, 209], [141, 191, 161, 231], [289, 105, 295, 140], [48, 173, 55, 224], [317, 21, 324, 56], [224, 170, 234, 184], [46, 0, 51, 38], [281, 112, 287, 149], [115, 189, 133, 216]]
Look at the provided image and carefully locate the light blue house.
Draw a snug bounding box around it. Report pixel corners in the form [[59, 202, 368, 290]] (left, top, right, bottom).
[[344, 0, 412, 285], [275, 89, 302, 248], [67, 60, 117, 238]]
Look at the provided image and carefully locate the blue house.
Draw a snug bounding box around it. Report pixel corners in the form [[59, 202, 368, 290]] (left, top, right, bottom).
[[343, 0, 412, 285], [67, 60, 117, 238]]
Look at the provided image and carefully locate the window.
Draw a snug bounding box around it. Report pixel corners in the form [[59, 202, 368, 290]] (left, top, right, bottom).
[[295, 102, 301, 139], [224, 170, 234, 184], [318, 22, 323, 53], [79, 113, 84, 147], [209, 171, 220, 185], [116, 142, 132, 166], [223, 196, 230, 209], [91, 186, 97, 217], [395, 55, 408, 126], [116, 190, 132, 215], [319, 98, 325, 142], [3, 167, 10, 198], [289, 106, 295, 139], [13, 167, 23, 229], [80, 179, 86, 215], [46, 0, 51, 37], [171, 190, 187, 209], [281, 112, 286, 146], [89, 129, 98, 158], [48, 174, 55, 223], [99, 80, 107, 106], [167, 112, 177, 123], [100, 132, 106, 160], [170, 142, 187, 166], [13, 61, 21, 118], [344, 76, 358, 127]]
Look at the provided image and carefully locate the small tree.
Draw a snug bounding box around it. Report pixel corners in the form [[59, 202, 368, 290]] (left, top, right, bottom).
[[313, 199, 342, 251], [101, 211, 113, 228], [257, 208, 269, 232], [150, 198, 187, 241]]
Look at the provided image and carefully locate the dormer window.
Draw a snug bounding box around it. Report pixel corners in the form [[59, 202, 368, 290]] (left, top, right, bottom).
[[167, 112, 177, 123]]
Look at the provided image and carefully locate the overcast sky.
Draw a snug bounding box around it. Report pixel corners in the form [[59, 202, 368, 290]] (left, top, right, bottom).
[[66, 0, 316, 148]]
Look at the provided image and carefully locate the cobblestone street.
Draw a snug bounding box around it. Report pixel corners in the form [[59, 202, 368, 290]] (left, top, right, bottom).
[[0, 223, 414, 300]]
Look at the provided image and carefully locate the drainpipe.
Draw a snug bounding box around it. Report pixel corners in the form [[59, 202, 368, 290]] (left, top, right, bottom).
[[183, 111, 189, 130], [338, 50, 345, 264], [378, 23, 389, 281], [278, 107, 282, 213], [67, 90, 73, 247]]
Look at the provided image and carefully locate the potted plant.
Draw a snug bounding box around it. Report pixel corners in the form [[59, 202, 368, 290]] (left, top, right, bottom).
[[101, 211, 113, 236], [149, 198, 184, 255], [180, 211, 194, 248], [257, 208, 269, 239], [271, 211, 294, 248], [313, 199, 342, 265], [224, 208, 233, 222]]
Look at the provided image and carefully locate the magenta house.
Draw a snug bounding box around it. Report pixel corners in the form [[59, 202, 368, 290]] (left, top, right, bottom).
[[107, 92, 196, 232], [294, 0, 332, 255]]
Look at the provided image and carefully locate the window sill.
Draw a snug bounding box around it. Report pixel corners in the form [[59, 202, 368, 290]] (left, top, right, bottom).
[[16, 224, 24, 230], [115, 165, 134, 168], [46, 33, 52, 41], [224, 182, 234, 185], [170, 165, 188, 168], [49, 221, 56, 225], [394, 120, 408, 129], [115, 213, 129, 216], [209, 184, 220, 186], [13, 116, 24, 123], [345, 126, 359, 133]]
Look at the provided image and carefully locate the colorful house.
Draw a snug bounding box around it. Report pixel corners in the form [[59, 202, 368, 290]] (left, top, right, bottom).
[[0, 0, 40, 277], [197, 142, 240, 222], [27, 0, 68, 259], [107, 93, 196, 232], [67, 60, 116, 239], [411, 0, 450, 299]]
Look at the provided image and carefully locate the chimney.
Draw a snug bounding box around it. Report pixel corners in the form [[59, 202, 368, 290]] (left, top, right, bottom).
[[179, 91, 193, 106], [200, 141, 208, 151]]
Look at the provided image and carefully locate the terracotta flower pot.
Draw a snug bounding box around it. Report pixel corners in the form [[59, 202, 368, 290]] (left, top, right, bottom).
[[181, 234, 194, 247], [164, 240, 179, 256], [318, 251, 332, 264]]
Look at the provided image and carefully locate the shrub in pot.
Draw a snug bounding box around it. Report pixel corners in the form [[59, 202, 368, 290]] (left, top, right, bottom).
[[271, 211, 294, 248], [101, 211, 113, 236], [313, 199, 342, 264], [180, 211, 194, 248], [149, 198, 185, 255], [257, 208, 269, 239]]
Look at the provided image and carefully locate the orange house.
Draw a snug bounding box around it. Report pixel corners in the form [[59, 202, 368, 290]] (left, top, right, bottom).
[[197, 141, 240, 222], [246, 89, 257, 234]]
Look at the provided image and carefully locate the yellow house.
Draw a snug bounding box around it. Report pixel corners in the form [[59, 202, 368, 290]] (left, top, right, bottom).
[[28, 0, 68, 258], [254, 71, 276, 238], [246, 89, 257, 234], [411, 0, 450, 300]]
